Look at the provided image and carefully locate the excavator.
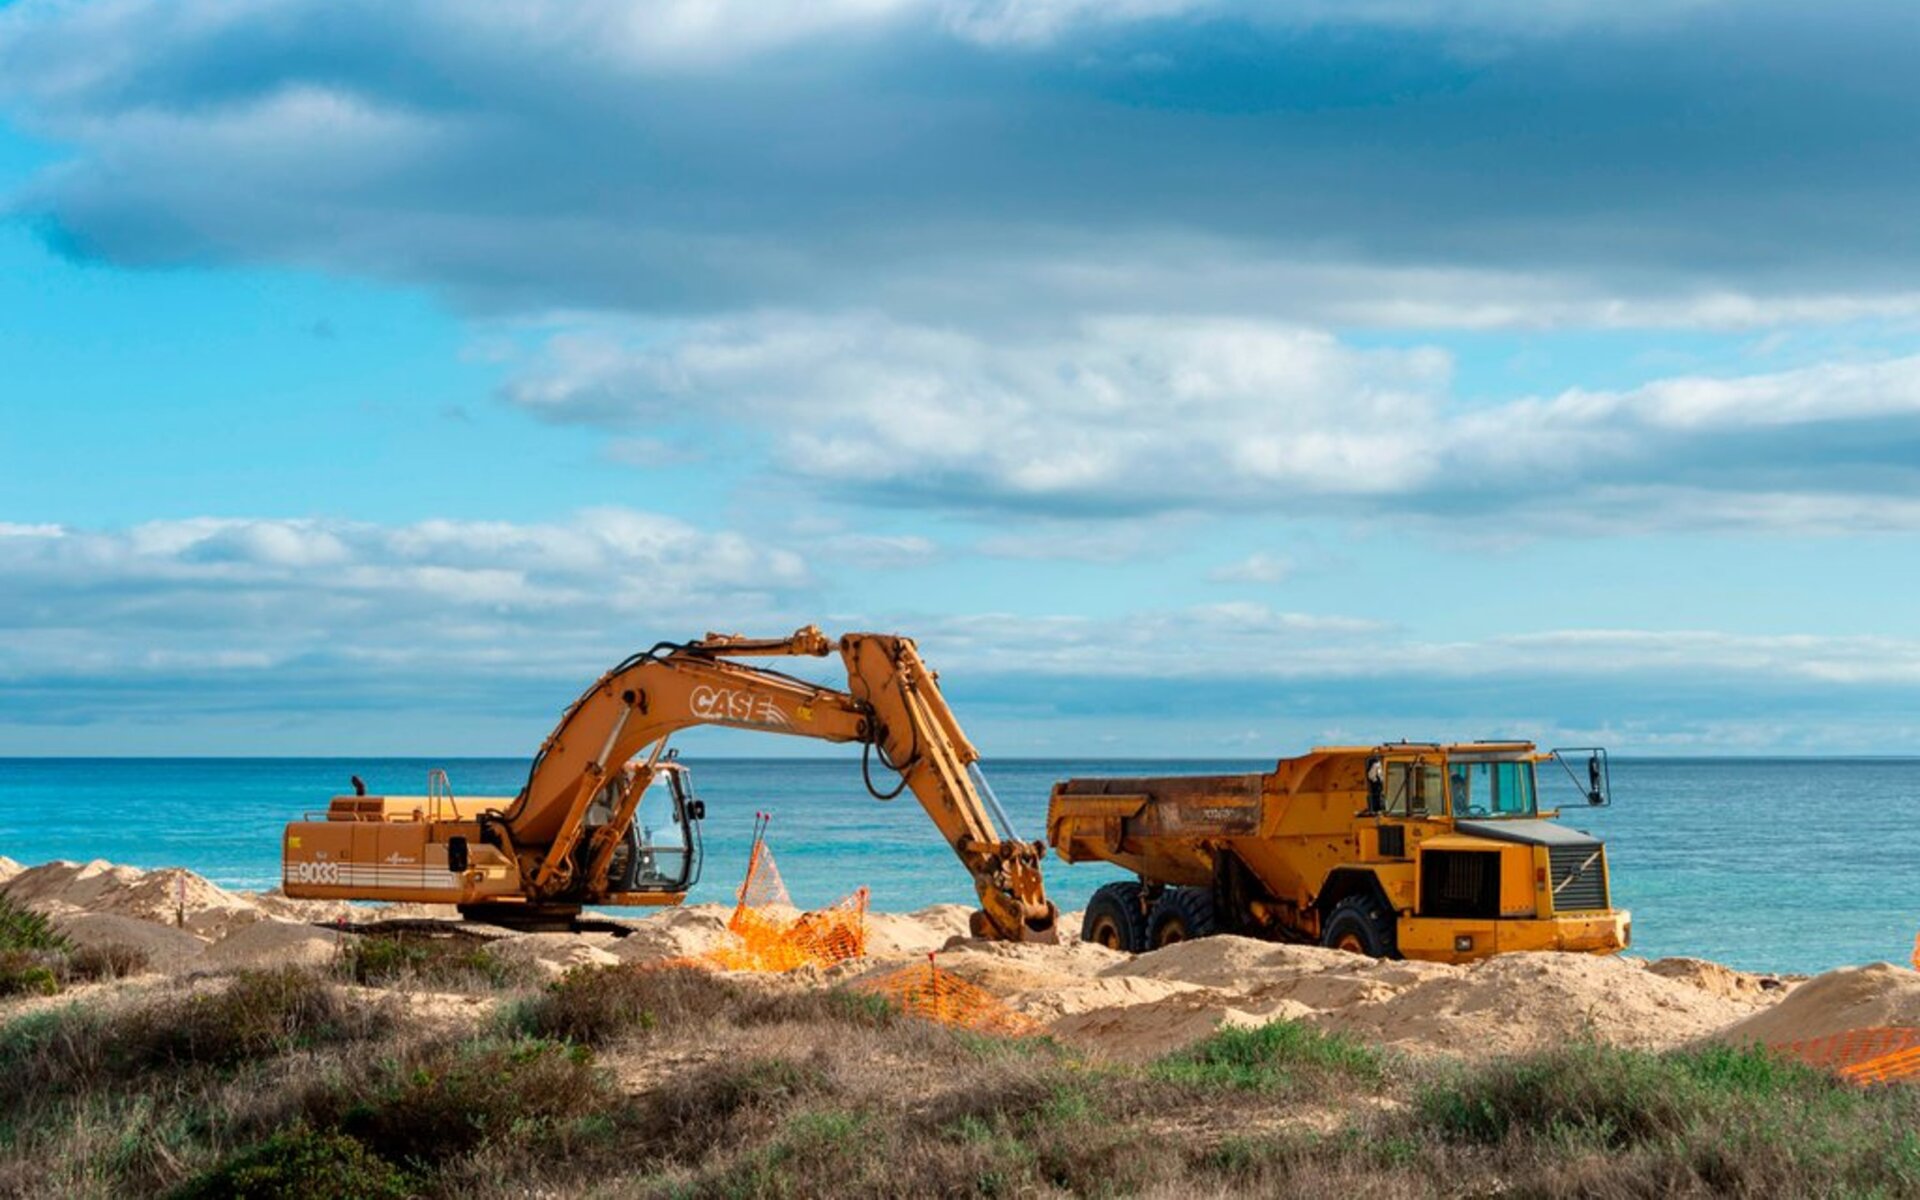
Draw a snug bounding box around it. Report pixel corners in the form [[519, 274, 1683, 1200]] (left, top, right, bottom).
[[281, 628, 1059, 943]]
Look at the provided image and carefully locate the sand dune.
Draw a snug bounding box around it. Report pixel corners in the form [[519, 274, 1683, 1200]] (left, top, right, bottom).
[[6, 858, 1914, 1062]]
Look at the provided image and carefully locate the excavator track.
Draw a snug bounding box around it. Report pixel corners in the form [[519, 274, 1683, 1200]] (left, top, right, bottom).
[[318, 916, 637, 940]]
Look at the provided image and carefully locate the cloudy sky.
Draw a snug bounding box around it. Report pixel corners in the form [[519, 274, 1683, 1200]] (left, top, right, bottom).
[[2, 0, 1918, 756]]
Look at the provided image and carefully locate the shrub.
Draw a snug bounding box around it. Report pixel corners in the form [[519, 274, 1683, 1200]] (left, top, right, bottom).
[[322, 1036, 619, 1167], [141, 967, 385, 1070], [1152, 1019, 1385, 1094], [1416, 1040, 1829, 1149], [0, 967, 386, 1112], [0, 949, 61, 997], [511, 962, 748, 1045], [64, 941, 152, 983], [638, 1054, 837, 1165], [0, 894, 70, 954], [170, 1127, 411, 1200], [337, 933, 526, 990], [513, 963, 908, 1048]]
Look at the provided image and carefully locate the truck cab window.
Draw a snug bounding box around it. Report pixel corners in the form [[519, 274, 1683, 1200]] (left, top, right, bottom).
[[1384, 761, 1446, 817], [1451, 760, 1537, 818]]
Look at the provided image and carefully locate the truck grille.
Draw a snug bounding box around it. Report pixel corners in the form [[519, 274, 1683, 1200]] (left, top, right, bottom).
[[1420, 849, 1500, 919], [1549, 844, 1609, 912]]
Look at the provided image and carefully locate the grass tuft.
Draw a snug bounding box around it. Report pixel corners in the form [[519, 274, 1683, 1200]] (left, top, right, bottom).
[[1152, 1018, 1385, 1094]]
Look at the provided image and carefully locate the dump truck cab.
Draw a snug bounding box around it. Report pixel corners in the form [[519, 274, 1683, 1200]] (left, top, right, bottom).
[[1048, 741, 1629, 965]]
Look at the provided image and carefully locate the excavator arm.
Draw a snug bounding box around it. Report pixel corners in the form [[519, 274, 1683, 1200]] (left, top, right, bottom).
[[492, 627, 1057, 943]]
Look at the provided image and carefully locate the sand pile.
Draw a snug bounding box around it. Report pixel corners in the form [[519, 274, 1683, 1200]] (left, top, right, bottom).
[[0, 856, 21, 885], [1714, 963, 1920, 1046], [889, 935, 1767, 1061], [493, 932, 624, 978], [1306, 950, 1760, 1057], [1645, 956, 1784, 999], [203, 921, 346, 971], [52, 911, 207, 973], [8, 858, 1917, 1069], [2, 860, 263, 939]]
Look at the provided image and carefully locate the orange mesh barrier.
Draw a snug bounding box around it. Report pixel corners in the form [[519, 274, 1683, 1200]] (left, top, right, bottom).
[[1770, 1026, 1920, 1086], [851, 955, 1042, 1037], [700, 813, 869, 973]]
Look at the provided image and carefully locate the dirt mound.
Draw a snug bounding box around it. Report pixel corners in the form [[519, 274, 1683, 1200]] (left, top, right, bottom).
[[1645, 956, 1781, 1000], [1048, 991, 1286, 1059], [1312, 951, 1758, 1057], [608, 904, 737, 964], [51, 912, 206, 974], [0, 856, 21, 885], [1714, 963, 1920, 1046], [204, 921, 346, 971], [3, 860, 262, 940], [493, 932, 624, 978], [866, 905, 973, 956], [1105, 935, 1364, 989]]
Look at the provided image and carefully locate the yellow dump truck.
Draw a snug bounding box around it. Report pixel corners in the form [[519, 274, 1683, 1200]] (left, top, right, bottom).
[[1047, 741, 1628, 964]]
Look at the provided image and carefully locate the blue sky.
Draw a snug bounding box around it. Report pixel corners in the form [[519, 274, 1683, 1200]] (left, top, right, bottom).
[[2, 0, 1918, 756]]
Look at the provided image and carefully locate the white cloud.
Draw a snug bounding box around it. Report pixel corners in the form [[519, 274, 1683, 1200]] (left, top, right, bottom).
[[506, 313, 1920, 533], [4, 0, 1914, 325], [0, 508, 810, 688], [1208, 552, 1293, 583]]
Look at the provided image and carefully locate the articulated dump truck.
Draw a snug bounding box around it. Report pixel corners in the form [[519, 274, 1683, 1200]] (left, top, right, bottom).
[[1048, 741, 1629, 965]]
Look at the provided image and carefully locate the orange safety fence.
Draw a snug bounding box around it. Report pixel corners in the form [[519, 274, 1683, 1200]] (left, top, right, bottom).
[[850, 954, 1042, 1037], [1769, 1026, 1920, 1086], [698, 813, 869, 973]]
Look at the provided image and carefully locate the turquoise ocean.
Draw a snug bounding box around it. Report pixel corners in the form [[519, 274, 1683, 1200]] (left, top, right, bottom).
[[2, 756, 1915, 976]]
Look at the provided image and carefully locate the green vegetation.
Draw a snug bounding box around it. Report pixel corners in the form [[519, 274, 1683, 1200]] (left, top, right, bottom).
[[0, 893, 70, 953], [1152, 1018, 1384, 1094], [4, 957, 1918, 1199], [170, 1127, 412, 1200], [510, 961, 900, 1046], [0, 894, 149, 998], [336, 932, 529, 990]]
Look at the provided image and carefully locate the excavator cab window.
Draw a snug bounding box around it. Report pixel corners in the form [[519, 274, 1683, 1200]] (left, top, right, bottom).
[[595, 766, 705, 894], [1383, 759, 1446, 818], [626, 768, 703, 891]]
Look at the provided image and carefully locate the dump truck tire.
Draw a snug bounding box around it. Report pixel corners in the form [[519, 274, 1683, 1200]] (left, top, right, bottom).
[[1321, 894, 1397, 958], [1147, 887, 1217, 949], [1082, 881, 1149, 953]]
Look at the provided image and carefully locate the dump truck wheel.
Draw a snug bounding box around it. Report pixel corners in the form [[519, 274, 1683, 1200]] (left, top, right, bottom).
[[1320, 894, 1397, 958], [1147, 887, 1217, 949], [1082, 881, 1149, 953]]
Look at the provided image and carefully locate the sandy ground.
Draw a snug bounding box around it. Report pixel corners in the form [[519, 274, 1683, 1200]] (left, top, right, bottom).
[[6, 858, 1916, 1061]]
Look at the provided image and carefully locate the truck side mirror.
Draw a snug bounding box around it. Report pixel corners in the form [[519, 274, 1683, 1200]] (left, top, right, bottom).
[[687, 800, 707, 822], [1587, 754, 1604, 805]]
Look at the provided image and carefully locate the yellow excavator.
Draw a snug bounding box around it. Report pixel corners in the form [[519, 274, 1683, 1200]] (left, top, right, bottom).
[[282, 627, 1058, 942]]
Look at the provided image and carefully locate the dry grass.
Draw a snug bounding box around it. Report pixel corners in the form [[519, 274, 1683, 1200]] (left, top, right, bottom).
[[4, 956, 1918, 1200]]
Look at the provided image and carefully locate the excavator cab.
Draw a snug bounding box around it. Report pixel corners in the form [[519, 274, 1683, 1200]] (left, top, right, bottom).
[[592, 760, 706, 896]]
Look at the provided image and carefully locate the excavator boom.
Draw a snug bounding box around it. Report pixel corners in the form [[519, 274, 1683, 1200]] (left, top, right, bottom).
[[281, 628, 1058, 943]]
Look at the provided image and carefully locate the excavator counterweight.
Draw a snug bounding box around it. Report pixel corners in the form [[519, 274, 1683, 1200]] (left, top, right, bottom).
[[282, 628, 1059, 943]]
